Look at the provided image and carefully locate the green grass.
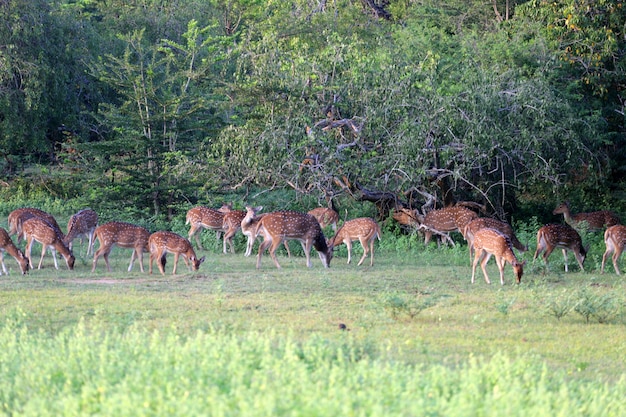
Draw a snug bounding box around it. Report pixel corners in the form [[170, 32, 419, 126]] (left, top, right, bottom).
[[1, 237, 625, 415]]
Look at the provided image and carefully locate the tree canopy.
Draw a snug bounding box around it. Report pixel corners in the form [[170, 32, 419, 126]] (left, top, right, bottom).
[[1, 0, 624, 219]]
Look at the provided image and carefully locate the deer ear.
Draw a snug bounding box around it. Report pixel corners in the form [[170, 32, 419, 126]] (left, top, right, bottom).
[[199, 256, 205, 264]]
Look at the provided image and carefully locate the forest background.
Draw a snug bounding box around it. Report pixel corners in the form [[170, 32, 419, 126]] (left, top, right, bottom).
[[1, 0, 625, 226]]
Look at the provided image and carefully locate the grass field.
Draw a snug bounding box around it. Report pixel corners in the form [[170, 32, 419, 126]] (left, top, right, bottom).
[[1, 236, 625, 415]]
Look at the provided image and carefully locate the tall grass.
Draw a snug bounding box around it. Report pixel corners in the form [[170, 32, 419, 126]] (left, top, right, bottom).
[[1, 317, 624, 417]]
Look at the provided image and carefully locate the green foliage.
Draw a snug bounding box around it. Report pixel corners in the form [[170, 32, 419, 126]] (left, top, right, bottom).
[[379, 291, 439, 320], [573, 286, 623, 324]]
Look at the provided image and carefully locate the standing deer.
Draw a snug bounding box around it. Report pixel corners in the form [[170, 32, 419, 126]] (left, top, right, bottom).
[[462, 217, 527, 262], [8, 207, 62, 243], [22, 217, 75, 270], [241, 206, 293, 257], [254, 210, 332, 269], [471, 228, 525, 285], [64, 209, 98, 256], [148, 231, 205, 275], [308, 207, 339, 231], [601, 225, 626, 275], [0, 227, 29, 275], [328, 218, 381, 266], [185, 203, 232, 249], [222, 209, 247, 254], [92, 222, 150, 273], [419, 206, 479, 246], [533, 224, 587, 272], [553, 202, 620, 231]]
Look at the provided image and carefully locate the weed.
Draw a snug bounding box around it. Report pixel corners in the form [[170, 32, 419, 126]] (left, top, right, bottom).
[[379, 291, 439, 320], [573, 287, 622, 324], [542, 289, 576, 321]]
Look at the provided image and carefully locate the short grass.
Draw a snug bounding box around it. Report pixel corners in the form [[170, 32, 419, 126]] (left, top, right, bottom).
[[1, 236, 625, 415]]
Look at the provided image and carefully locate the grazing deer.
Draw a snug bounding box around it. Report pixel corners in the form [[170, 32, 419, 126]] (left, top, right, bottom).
[[8, 207, 62, 243], [64, 209, 98, 256], [222, 209, 247, 254], [22, 217, 75, 270], [92, 222, 150, 273], [308, 207, 339, 231], [148, 231, 205, 275], [419, 206, 479, 245], [471, 228, 525, 285], [240, 206, 293, 257], [553, 202, 620, 231], [462, 217, 527, 262], [601, 225, 626, 275], [533, 224, 587, 272], [328, 217, 381, 266], [0, 227, 29, 275], [254, 210, 332, 269], [185, 203, 233, 249]]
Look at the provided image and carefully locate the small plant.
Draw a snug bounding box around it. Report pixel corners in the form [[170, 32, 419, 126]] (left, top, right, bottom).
[[495, 294, 516, 316], [379, 291, 438, 320], [573, 287, 622, 324], [542, 290, 576, 321]]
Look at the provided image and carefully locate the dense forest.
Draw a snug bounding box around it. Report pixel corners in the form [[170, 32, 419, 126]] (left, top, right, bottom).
[[1, 0, 625, 224]]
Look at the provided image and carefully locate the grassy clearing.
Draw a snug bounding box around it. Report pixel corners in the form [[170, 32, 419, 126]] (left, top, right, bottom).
[[0, 237, 625, 415]]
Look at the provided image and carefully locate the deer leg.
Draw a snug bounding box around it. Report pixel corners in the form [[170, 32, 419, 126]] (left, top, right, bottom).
[[345, 240, 353, 264], [256, 238, 273, 269], [368, 237, 375, 266], [495, 256, 506, 285], [561, 249, 569, 272], [303, 239, 313, 268], [357, 237, 369, 266], [471, 249, 482, 284], [613, 246, 623, 275], [26, 238, 35, 270], [480, 252, 493, 284], [0, 252, 6, 275], [601, 246, 612, 274], [172, 253, 180, 275], [188, 225, 203, 250], [268, 239, 283, 269]]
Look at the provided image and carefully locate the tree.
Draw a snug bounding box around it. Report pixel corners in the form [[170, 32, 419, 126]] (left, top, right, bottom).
[[87, 21, 229, 216]]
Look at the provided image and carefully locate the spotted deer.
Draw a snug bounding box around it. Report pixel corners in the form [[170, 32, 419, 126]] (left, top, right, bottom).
[[22, 217, 75, 270], [254, 210, 332, 269], [553, 202, 620, 231], [222, 209, 247, 254], [533, 224, 587, 272], [601, 225, 626, 275], [328, 218, 381, 266], [0, 227, 29, 275], [92, 222, 150, 273], [241, 206, 293, 257], [419, 206, 479, 245], [148, 231, 205, 275], [8, 207, 62, 243], [185, 203, 233, 249], [64, 209, 98, 256], [471, 228, 525, 285], [462, 217, 527, 262], [308, 207, 339, 231]]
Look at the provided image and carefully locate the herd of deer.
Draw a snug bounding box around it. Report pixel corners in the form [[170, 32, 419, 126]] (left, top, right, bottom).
[[393, 201, 625, 284], [0, 200, 624, 282], [0, 204, 382, 276]]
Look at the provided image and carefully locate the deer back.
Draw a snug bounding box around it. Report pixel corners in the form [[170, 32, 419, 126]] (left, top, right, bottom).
[[330, 218, 380, 247], [605, 225, 626, 249], [464, 217, 526, 252], [537, 224, 585, 252], [186, 204, 232, 226], [473, 228, 517, 261], [8, 208, 62, 238], [149, 231, 199, 258], [423, 206, 478, 232], [257, 211, 323, 240], [308, 207, 339, 229], [553, 202, 620, 230], [65, 209, 98, 242], [95, 222, 150, 249]]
